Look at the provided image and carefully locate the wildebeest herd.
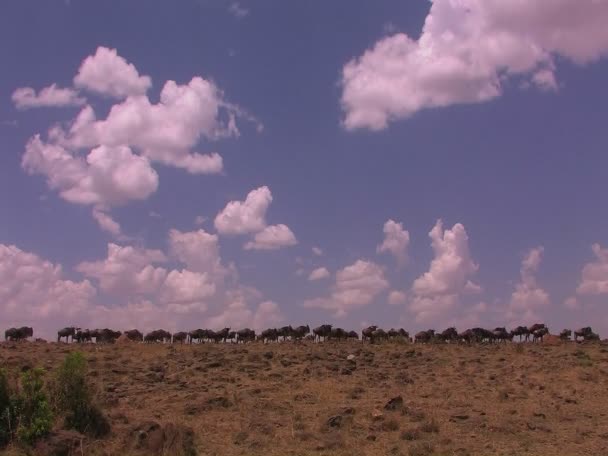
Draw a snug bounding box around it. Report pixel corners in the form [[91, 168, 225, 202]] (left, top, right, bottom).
[[3, 323, 602, 344]]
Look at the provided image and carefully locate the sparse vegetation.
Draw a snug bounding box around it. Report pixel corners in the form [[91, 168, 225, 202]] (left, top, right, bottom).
[[0, 369, 13, 446], [53, 352, 109, 437], [0, 339, 607, 455], [13, 368, 53, 445]]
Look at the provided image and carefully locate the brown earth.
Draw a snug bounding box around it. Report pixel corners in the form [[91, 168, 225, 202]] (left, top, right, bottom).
[[2, 340, 608, 456]]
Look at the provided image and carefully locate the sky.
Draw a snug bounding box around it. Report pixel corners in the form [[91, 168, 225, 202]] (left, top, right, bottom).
[[2, 0, 608, 340]]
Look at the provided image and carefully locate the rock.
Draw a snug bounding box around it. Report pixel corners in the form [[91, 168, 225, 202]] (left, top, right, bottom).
[[366, 434, 377, 441], [35, 430, 86, 456], [347, 354, 356, 361], [385, 395, 404, 411], [129, 421, 196, 455], [263, 351, 274, 359], [450, 414, 470, 421], [327, 415, 343, 428], [372, 409, 384, 420]]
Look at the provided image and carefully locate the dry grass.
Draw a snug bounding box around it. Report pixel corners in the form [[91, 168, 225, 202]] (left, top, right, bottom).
[[1, 340, 608, 455]]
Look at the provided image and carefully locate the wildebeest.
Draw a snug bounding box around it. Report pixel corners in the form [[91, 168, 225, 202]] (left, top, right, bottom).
[[414, 329, 435, 343], [510, 326, 530, 342], [439, 327, 459, 343], [144, 329, 171, 343], [532, 327, 549, 342], [125, 329, 143, 341], [313, 324, 332, 342], [328, 327, 348, 341], [74, 329, 92, 343], [361, 325, 377, 342], [208, 328, 231, 343], [559, 329, 572, 341], [172, 331, 188, 344], [236, 328, 256, 343], [5, 326, 33, 341], [96, 328, 122, 343], [370, 328, 388, 343], [528, 323, 547, 342], [292, 325, 310, 341], [347, 330, 359, 340], [574, 327, 593, 341], [492, 327, 511, 343], [188, 329, 207, 344], [277, 326, 293, 341], [57, 327, 79, 343], [260, 328, 278, 343]]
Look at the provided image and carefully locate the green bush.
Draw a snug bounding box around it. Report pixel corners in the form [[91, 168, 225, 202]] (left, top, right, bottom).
[[54, 352, 109, 437], [0, 369, 14, 446], [14, 368, 53, 444]]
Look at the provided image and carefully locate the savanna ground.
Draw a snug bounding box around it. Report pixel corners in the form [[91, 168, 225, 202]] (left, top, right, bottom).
[[2, 339, 608, 456]]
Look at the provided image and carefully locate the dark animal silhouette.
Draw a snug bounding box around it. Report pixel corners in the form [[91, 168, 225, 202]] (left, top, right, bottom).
[[439, 327, 458, 342], [125, 329, 143, 341], [574, 327, 593, 341], [57, 327, 79, 343], [172, 331, 188, 344], [5, 326, 33, 341], [74, 329, 92, 343], [559, 329, 572, 341], [236, 328, 256, 343], [361, 325, 377, 342], [260, 328, 278, 343], [312, 324, 332, 342], [414, 329, 435, 343], [292, 325, 310, 341]]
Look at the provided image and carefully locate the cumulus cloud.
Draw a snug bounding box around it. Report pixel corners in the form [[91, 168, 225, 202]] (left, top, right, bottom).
[[12, 84, 85, 110], [77, 243, 167, 295], [577, 243, 608, 295], [508, 247, 550, 324], [18, 47, 257, 235], [168, 228, 229, 281], [22, 136, 159, 207], [74, 46, 152, 98], [0, 244, 96, 322], [228, 2, 249, 19], [304, 259, 388, 317], [377, 219, 410, 264], [214, 186, 272, 235], [388, 290, 407, 305], [409, 220, 479, 322], [341, 0, 608, 130], [244, 224, 297, 250], [92, 207, 124, 239], [308, 267, 330, 281], [312, 247, 323, 256]]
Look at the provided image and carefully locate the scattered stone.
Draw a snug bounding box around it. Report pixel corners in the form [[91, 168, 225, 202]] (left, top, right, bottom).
[[327, 415, 343, 428], [263, 351, 274, 359], [347, 354, 356, 361], [35, 430, 86, 456], [385, 395, 404, 411], [372, 409, 384, 420], [450, 414, 469, 421]]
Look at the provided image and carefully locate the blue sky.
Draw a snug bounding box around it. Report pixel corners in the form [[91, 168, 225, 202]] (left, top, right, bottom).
[[2, 0, 608, 339]]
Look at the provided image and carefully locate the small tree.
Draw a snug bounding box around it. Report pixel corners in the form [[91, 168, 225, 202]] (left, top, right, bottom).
[[14, 368, 53, 444], [54, 352, 109, 437]]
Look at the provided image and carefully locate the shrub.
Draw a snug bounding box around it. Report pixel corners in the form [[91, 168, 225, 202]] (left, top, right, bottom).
[[54, 352, 109, 437], [14, 368, 53, 444], [0, 369, 14, 446]]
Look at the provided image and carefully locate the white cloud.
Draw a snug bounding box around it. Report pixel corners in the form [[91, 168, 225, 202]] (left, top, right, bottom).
[[0, 244, 96, 321], [409, 220, 479, 322], [564, 296, 581, 310], [377, 219, 410, 264], [67, 77, 229, 174], [388, 290, 406, 305], [308, 267, 330, 281], [577, 243, 608, 295], [244, 224, 297, 250], [228, 2, 249, 19], [168, 228, 228, 280], [22, 136, 159, 207], [508, 247, 550, 324], [304, 259, 388, 317], [312, 246, 323, 256], [77, 243, 167, 295], [252, 300, 283, 330], [12, 84, 85, 110], [341, 0, 608, 130], [74, 46, 152, 98], [214, 186, 272, 235], [92, 207, 124, 239], [160, 269, 215, 311]]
